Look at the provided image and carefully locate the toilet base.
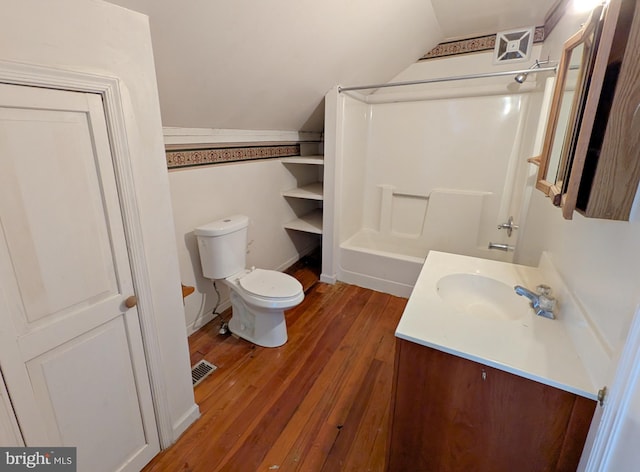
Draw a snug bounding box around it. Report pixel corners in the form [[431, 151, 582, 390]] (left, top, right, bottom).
[[228, 291, 288, 347]]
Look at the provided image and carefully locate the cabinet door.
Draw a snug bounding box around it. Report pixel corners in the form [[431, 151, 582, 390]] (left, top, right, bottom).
[[577, 0, 640, 219], [562, 0, 640, 219], [388, 340, 595, 471]]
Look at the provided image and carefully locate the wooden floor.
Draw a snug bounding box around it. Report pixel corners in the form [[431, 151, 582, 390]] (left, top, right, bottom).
[[142, 261, 407, 472]]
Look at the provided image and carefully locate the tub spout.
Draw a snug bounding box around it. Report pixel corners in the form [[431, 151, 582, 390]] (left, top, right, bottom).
[[488, 242, 515, 252], [514, 285, 556, 319]]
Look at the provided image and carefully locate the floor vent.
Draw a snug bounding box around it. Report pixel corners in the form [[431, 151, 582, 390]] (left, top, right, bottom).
[[191, 360, 217, 387]]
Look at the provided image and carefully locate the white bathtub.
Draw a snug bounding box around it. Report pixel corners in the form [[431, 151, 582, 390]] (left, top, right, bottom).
[[336, 185, 514, 298], [338, 229, 427, 298]]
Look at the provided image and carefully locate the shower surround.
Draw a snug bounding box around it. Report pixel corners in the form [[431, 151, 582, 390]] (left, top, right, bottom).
[[325, 63, 542, 297]]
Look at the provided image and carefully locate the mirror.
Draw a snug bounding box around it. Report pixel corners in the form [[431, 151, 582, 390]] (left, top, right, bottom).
[[546, 44, 584, 185], [533, 5, 604, 206]]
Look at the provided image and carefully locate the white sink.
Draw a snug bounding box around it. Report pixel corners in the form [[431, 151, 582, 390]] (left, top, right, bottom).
[[436, 273, 527, 321], [395, 251, 605, 401]]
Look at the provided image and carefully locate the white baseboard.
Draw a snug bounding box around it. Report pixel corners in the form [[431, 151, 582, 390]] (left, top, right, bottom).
[[170, 403, 201, 446], [320, 273, 337, 284]]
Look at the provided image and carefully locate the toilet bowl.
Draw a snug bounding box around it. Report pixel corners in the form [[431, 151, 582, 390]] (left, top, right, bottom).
[[224, 268, 303, 347], [195, 215, 304, 347]]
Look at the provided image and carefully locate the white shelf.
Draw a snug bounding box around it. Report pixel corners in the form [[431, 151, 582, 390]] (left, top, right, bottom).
[[281, 155, 324, 165], [284, 209, 323, 234], [282, 182, 323, 200], [282, 152, 324, 237]]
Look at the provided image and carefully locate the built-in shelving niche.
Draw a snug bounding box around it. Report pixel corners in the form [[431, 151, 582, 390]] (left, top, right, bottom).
[[281, 144, 324, 238]]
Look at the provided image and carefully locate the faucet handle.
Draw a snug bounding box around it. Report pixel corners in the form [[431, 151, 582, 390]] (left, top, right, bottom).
[[497, 216, 519, 237], [536, 284, 552, 296], [515, 284, 557, 319], [538, 294, 556, 311], [536, 284, 556, 312]]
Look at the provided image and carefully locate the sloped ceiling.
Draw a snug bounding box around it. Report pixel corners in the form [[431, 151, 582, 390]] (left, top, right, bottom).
[[431, 0, 559, 40], [107, 0, 558, 132]]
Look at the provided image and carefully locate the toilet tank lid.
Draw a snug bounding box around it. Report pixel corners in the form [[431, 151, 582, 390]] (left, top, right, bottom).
[[195, 215, 249, 236]]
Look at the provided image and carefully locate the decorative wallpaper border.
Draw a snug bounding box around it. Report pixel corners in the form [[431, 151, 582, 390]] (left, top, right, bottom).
[[420, 26, 545, 60], [166, 144, 300, 169]]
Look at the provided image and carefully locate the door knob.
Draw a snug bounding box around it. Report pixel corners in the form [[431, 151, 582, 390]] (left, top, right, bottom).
[[124, 295, 137, 308]]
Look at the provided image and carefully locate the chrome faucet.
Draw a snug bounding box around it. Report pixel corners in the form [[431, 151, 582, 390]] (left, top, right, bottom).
[[489, 242, 516, 252], [514, 284, 556, 319], [488, 242, 515, 252]]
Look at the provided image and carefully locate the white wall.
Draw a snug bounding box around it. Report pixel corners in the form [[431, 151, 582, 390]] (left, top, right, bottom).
[[0, 0, 197, 444], [170, 159, 320, 333], [516, 6, 640, 354], [520, 196, 640, 351]]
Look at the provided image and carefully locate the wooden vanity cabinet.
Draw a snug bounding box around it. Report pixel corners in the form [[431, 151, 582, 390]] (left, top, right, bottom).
[[387, 339, 596, 472]]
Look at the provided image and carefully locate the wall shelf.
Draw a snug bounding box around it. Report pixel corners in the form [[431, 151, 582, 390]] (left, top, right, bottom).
[[282, 150, 324, 236], [281, 155, 324, 165], [282, 182, 324, 200], [283, 208, 323, 234]]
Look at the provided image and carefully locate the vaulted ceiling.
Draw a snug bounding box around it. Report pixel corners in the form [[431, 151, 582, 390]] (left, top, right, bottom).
[[106, 0, 559, 132]]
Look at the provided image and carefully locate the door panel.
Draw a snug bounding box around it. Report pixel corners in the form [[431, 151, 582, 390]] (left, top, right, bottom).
[[0, 83, 158, 470], [0, 106, 118, 324], [25, 318, 147, 471], [0, 91, 125, 330], [0, 369, 22, 446]]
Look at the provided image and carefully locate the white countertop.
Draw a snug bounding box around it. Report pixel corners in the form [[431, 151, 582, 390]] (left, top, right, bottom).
[[395, 251, 606, 400]]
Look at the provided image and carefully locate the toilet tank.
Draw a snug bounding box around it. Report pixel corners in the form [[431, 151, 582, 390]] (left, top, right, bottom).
[[194, 215, 249, 279]]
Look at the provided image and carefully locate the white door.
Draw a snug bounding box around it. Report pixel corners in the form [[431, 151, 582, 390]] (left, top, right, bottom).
[[581, 306, 640, 471], [0, 368, 22, 446], [0, 83, 159, 471]]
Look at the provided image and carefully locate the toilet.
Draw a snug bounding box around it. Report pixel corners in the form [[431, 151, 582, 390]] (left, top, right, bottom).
[[194, 215, 304, 347]]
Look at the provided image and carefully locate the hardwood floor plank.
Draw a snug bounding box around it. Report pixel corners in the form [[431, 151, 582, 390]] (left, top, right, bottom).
[[182, 291, 356, 470], [320, 359, 384, 472], [324, 296, 403, 472], [344, 352, 395, 471], [257, 291, 391, 471], [160, 284, 361, 471], [142, 286, 336, 470], [194, 283, 340, 403], [214, 286, 373, 471], [142, 269, 408, 472], [292, 292, 401, 472]]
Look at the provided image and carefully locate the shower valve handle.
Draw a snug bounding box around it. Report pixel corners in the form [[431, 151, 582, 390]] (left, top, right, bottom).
[[497, 216, 519, 237]]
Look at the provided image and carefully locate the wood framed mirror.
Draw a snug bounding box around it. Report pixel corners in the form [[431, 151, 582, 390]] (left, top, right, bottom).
[[531, 5, 604, 206], [563, 0, 639, 220]]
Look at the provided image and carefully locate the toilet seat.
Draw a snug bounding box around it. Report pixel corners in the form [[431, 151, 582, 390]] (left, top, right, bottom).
[[238, 268, 302, 298], [225, 268, 304, 310]]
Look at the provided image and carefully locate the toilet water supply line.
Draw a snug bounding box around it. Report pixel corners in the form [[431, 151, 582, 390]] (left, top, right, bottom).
[[191, 279, 229, 334], [210, 280, 231, 334]]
